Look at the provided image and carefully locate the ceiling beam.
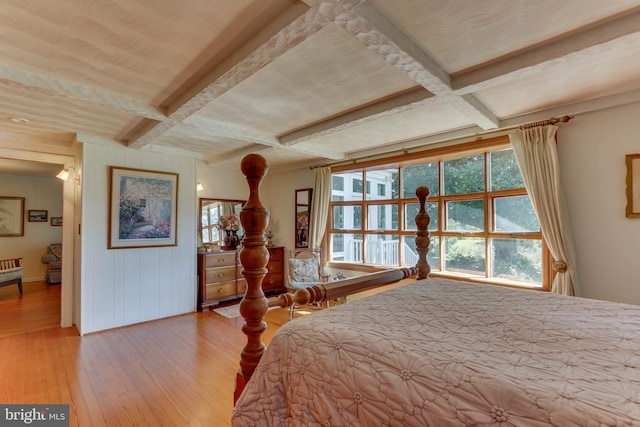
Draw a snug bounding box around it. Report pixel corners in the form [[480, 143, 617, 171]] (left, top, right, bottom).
[[280, 87, 434, 145], [186, 117, 281, 147], [452, 7, 640, 94], [0, 64, 166, 121], [127, 4, 331, 149], [349, 2, 499, 130]]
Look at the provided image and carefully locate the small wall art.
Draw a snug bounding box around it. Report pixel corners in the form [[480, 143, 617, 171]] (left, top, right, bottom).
[[50, 217, 63, 226], [28, 209, 48, 222], [626, 154, 640, 217]]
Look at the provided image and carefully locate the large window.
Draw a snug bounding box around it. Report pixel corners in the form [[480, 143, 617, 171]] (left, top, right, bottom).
[[328, 139, 548, 289]]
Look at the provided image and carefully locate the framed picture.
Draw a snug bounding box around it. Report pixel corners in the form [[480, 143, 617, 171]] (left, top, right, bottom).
[[28, 209, 48, 222], [0, 196, 25, 237], [108, 166, 179, 249], [51, 217, 63, 226], [626, 154, 640, 217]]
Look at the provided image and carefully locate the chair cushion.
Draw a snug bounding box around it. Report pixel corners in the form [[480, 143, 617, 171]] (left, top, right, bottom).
[[289, 258, 320, 283], [0, 267, 22, 282]]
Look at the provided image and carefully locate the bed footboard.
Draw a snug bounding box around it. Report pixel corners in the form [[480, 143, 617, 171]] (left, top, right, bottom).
[[235, 154, 431, 403], [268, 267, 417, 310]]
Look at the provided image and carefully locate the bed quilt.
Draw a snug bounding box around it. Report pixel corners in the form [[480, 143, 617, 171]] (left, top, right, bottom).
[[232, 278, 640, 426]]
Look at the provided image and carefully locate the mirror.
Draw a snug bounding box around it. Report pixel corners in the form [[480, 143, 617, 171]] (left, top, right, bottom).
[[199, 198, 245, 247], [295, 188, 312, 248]]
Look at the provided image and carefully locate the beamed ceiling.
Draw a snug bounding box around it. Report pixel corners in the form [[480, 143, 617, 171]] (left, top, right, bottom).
[[1, 0, 640, 173]]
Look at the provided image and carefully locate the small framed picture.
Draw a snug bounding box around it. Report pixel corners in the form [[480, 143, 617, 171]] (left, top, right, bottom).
[[626, 154, 640, 217], [50, 217, 63, 226], [28, 210, 48, 222]]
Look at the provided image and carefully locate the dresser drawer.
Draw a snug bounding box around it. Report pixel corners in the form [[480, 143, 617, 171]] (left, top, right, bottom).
[[266, 260, 283, 274], [237, 278, 247, 295], [204, 252, 237, 268], [268, 247, 284, 262], [205, 281, 237, 300], [263, 272, 284, 289], [205, 266, 236, 284]]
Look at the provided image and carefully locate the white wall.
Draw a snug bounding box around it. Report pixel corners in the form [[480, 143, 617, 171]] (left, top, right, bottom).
[[0, 174, 63, 282], [560, 101, 640, 305], [263, 167, 314, 253], [80, 144, 197, 334]]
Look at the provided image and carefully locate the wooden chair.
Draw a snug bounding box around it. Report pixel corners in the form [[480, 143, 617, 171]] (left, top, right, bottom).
[[0, 258, 23, 294], [287, 248, 329, 319]]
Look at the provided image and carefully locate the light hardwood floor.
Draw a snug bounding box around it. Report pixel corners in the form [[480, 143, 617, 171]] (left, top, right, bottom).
[[0, 278, 411, 426]]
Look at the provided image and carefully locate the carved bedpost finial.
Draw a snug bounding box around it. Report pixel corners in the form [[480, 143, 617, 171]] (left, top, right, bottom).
[[235, 154, 270, 404], [415, 186, 431, 280]]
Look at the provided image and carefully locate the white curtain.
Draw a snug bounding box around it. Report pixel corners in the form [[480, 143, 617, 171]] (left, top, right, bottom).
[[309, 167, 332, 250], [509, 125, 578, 295]]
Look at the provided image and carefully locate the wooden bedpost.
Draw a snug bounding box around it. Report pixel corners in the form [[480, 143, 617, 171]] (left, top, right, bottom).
[[415, 186, 431, 280], [234, 154, 270, 404]]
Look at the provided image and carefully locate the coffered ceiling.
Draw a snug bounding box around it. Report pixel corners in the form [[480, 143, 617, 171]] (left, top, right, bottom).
[[1, 0, 640, 173]]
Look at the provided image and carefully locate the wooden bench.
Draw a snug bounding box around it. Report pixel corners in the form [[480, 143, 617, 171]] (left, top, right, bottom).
[[0, 258, 23, 294]]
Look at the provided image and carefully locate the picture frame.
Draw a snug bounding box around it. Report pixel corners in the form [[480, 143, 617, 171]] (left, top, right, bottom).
[[28, 209, 48, 222], [626, 154, 640, 218], [108, 166, 179, 249], [0, 196, 25, 237], [51, 217, 63, 226]]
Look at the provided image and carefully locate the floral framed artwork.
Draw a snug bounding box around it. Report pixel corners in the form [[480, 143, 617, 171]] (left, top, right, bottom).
[[108, 166, 179, 249], [0, 196, 25, 237], [626, 154, 640, 217], [28, 209, 48, 222]]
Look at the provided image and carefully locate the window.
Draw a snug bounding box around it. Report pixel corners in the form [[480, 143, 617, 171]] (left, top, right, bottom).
[[328, 138, 548, 290]]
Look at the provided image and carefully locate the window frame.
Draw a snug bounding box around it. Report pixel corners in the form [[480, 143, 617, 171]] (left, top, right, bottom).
[[326, 136, 552, 291]]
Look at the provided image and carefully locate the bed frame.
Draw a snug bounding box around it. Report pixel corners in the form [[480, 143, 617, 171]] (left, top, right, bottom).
[[234, 154, 432, 402]]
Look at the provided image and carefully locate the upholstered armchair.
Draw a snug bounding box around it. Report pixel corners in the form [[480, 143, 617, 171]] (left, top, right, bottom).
[[287, 248, 330, 319], [41, 243, 62, 284]]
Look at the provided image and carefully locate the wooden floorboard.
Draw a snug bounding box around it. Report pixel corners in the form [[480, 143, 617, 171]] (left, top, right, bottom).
[[0, 278, 412, 426]]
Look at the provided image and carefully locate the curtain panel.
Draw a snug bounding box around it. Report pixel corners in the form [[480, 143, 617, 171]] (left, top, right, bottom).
[[509, 125, 578, 295]]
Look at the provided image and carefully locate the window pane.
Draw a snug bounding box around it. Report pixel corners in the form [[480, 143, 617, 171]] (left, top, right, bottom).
[[402, 235, 439, 271], [333, 205, 362, 230], [353, 205, 362, 229], [443, 154, 484, 195], [353, 178, 362, 193], [331, 233, 363, 262], [367, 204, 398, 231], [443, 236, 485, 275], [332, 172, 362, 201], [405, 202, 438, 231], [332, 175, 344, 191], [331, 233, 345, 260], [491, 238, 542, 285], [428, 236, 440, 272], [332, 206, 344, 229], [366, 234, 399, 266], [494, 196, 539, 232], [402, 162, 439, 197], [446, 200, 484, 231], [365, 169, 398, 200], [202, 229, 210, 243], [490, 149, 524, 191]]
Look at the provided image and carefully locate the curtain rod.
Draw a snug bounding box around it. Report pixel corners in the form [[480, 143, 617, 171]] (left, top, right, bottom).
[[309, 114, 573, 170]]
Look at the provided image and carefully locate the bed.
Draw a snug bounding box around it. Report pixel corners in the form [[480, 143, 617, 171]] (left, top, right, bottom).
[[232, 154, 640, 426], [233, 277, 640, 425]]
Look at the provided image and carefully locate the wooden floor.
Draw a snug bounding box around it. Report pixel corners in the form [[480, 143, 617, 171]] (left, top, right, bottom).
[[0, 280, 61, 338], [0, 278, 411, 426]]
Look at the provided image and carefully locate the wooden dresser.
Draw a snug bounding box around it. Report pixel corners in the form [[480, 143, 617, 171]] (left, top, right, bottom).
[[197, 246, 285, 311], [263, 246, 286, 294]]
